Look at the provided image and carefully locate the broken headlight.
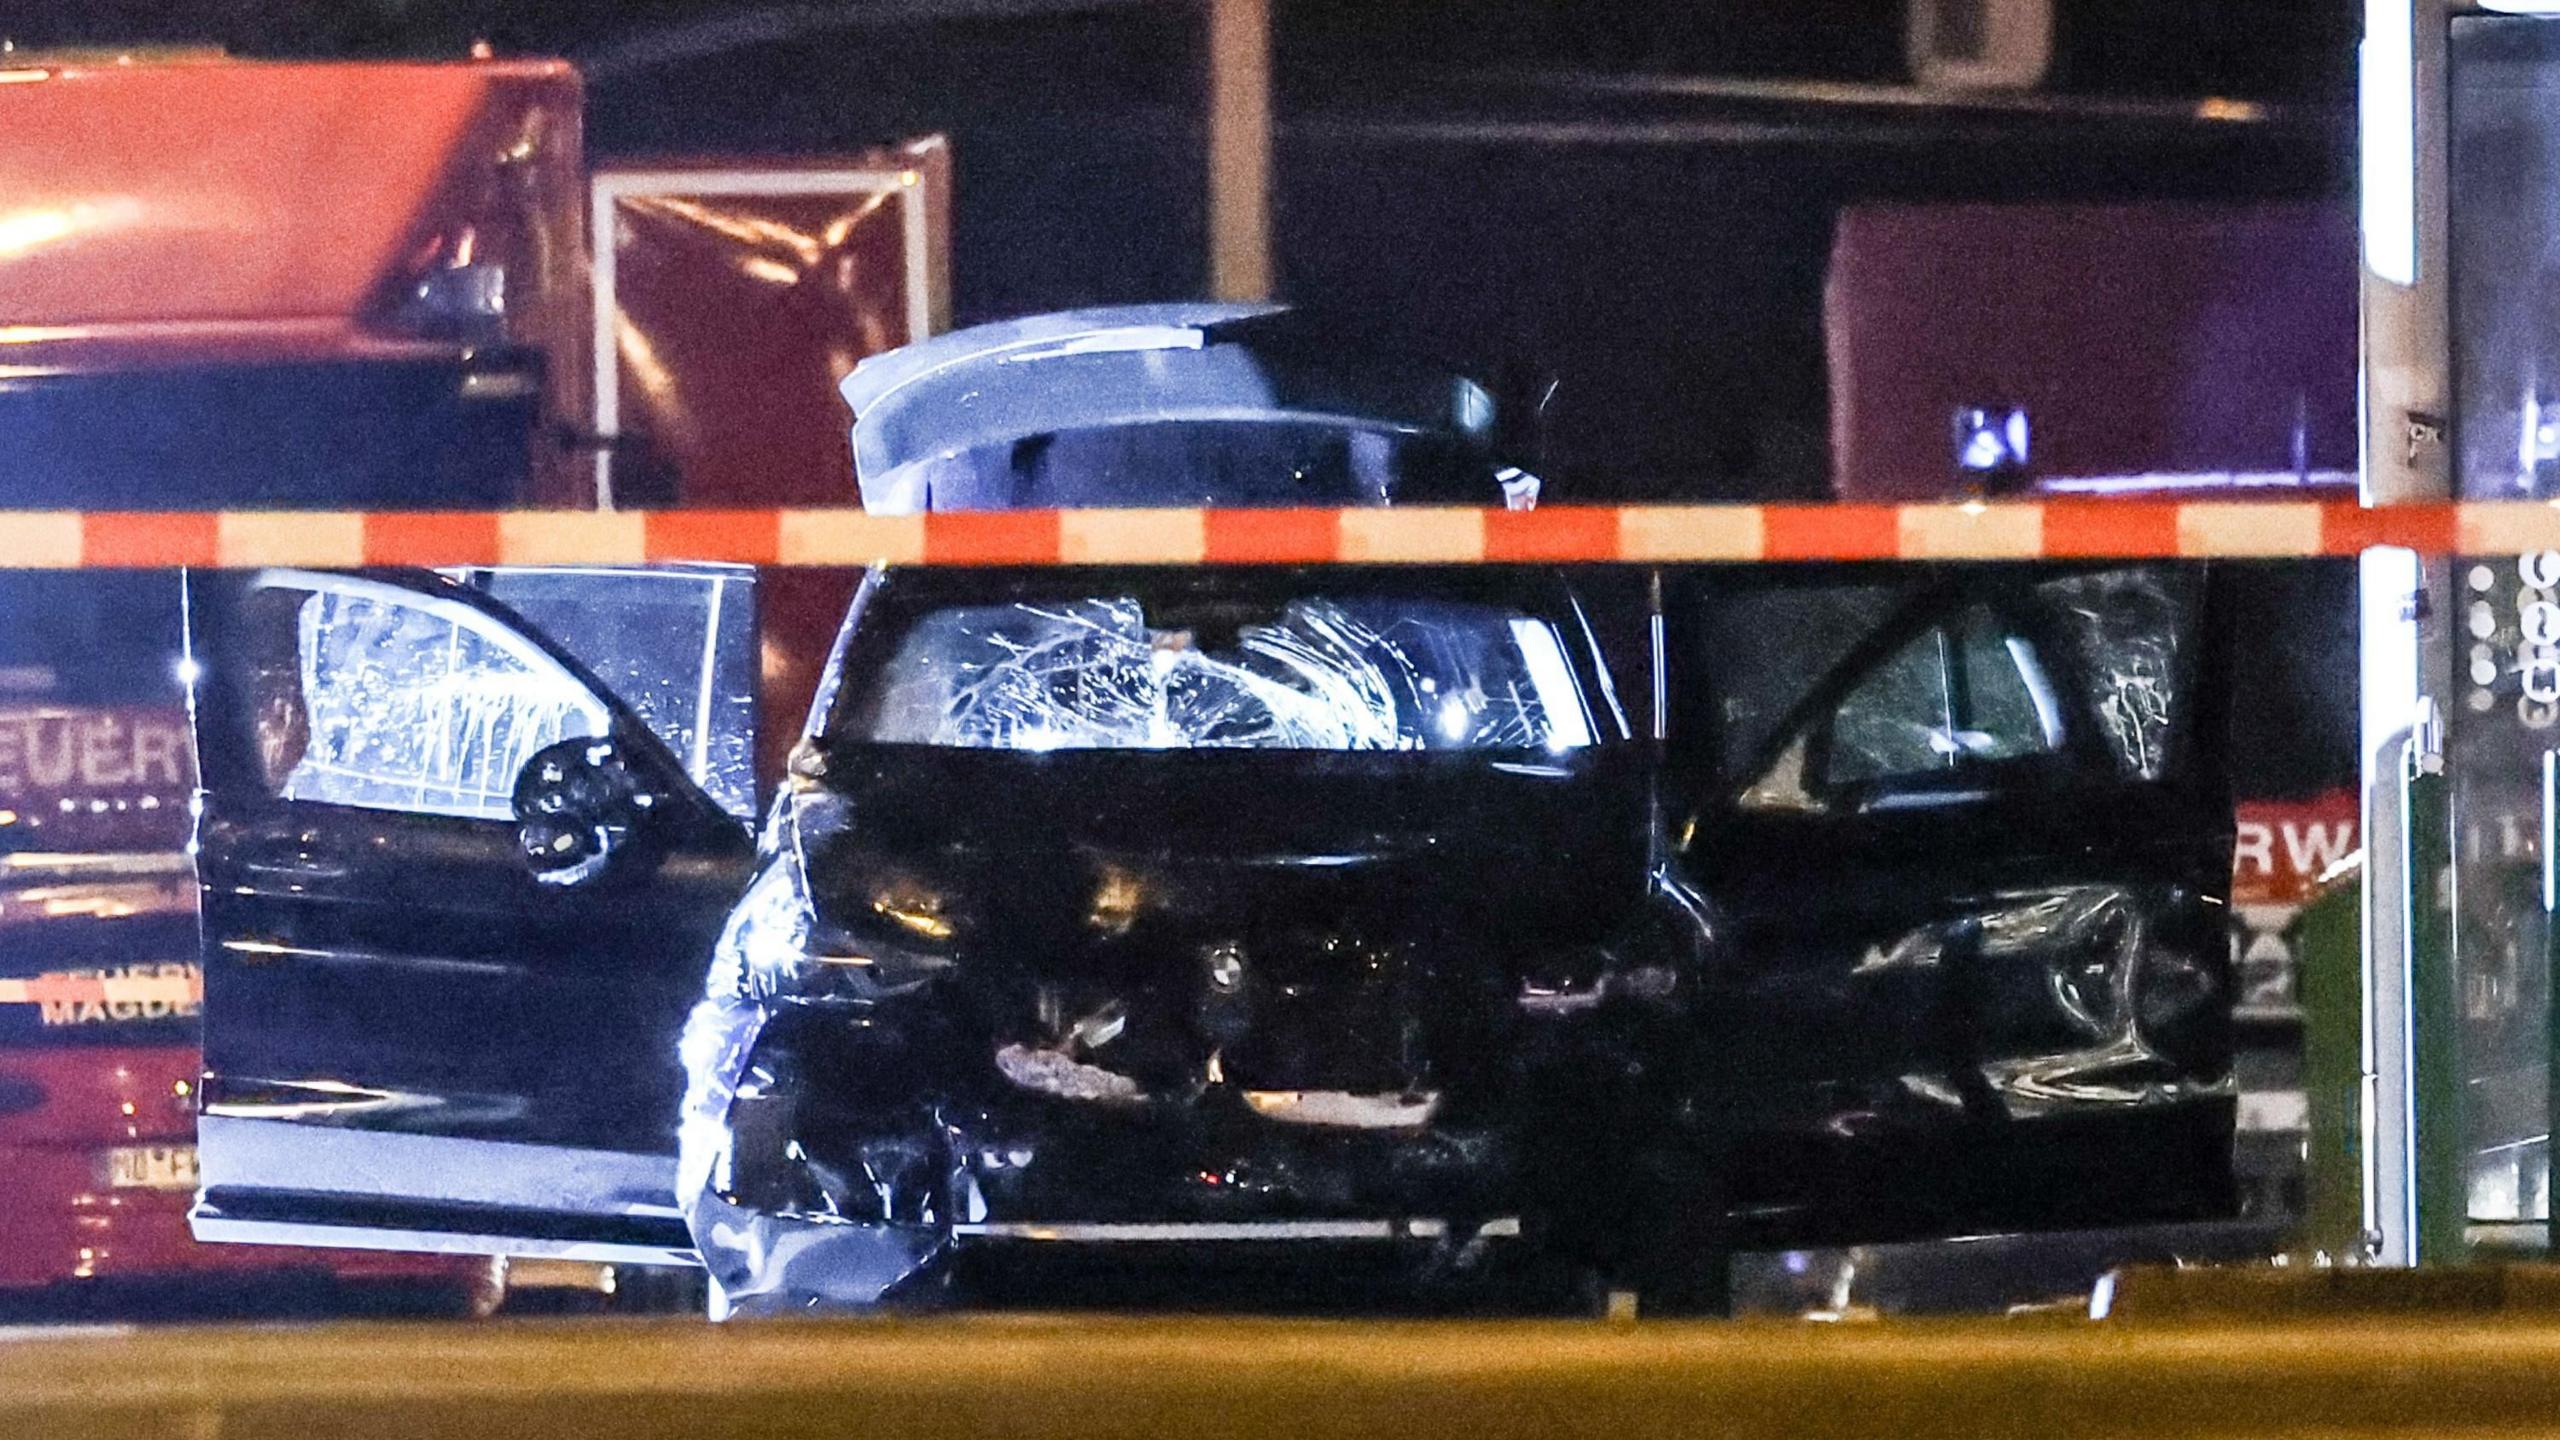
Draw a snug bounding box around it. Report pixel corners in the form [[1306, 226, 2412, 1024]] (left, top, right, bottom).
[[711, 860, 953, 1008]]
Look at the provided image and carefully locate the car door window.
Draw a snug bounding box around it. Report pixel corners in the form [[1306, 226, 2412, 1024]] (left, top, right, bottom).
[[1956, 623, 2065, 763], [1830, 626, 1958, 786], [1757, 603, 2067, 806], [2032, 568, 2197, 780], [251, 575, 609, 821], [453, 567, 757, 818], [1706, 583, 1902, 787]]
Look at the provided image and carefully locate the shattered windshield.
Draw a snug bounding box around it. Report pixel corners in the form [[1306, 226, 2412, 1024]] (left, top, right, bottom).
[[848, 595, 1596, 753]]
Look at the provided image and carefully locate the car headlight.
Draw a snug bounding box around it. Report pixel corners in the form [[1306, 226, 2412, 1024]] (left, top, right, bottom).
[[711, 859, 954, 1008]]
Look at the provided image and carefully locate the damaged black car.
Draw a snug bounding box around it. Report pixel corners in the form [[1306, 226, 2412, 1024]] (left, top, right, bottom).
[[180, 553, 2236, 1317], [178, 304, 2235, 1316]]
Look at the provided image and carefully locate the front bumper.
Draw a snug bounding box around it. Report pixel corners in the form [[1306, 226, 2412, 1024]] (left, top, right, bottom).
[[683, 1183, 1526, 1319], [679, 997, 1556, 1314]]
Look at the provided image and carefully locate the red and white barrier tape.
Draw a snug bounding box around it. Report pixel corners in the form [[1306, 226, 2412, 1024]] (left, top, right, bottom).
[[0, 501, 2525, 568]]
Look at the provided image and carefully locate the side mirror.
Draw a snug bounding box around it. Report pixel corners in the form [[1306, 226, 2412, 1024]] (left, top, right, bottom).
[[512, 737, 646, 886]]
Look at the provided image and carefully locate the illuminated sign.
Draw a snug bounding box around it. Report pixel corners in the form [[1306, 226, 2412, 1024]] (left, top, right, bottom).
[[0, 963, 200, 1026]]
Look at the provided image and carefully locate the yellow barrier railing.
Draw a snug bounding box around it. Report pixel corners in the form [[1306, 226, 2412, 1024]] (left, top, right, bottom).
[[11, 1309, 2560, 1440]]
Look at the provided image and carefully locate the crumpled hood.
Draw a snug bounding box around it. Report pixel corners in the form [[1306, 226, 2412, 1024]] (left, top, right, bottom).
[[791, 745, 1652, 974]]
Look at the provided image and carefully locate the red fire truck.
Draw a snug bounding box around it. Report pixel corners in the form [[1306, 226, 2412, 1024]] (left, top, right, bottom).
[[0, 51, 943, 1309]]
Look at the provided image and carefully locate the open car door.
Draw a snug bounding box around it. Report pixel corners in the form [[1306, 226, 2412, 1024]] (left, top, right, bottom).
[[1670, 562, 2237, 1246], [185, 565, 757, 1263]]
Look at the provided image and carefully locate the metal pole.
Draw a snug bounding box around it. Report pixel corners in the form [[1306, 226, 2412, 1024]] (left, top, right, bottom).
[[2547, 748, 2560, 1254], [2360, 0, 2460, 1264], [2408, 719, 2471, 1261], [1206, 0, 1274, 302], [2359, 548, 2440, 1263]]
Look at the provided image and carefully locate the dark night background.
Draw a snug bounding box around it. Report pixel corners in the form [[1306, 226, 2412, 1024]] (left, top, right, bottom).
[[0, 1, 2359, 498]]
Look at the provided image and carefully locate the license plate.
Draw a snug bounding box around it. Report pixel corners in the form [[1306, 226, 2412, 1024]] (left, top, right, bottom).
[[103, 1144, 197, 1192]]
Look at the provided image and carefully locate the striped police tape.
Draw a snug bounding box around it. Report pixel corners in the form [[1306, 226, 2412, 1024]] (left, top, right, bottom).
[[0, 500, 2525, 568]]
